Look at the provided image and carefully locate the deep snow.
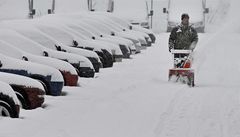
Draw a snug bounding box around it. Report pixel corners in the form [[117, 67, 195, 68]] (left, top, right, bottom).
[[1, 0, 240, 137]]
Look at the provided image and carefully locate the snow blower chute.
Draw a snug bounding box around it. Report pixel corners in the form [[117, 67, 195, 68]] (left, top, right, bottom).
[[168, 50, 195, 87]]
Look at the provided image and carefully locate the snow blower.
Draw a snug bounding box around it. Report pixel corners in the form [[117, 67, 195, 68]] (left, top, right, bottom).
[[168, 50, 195, 87]]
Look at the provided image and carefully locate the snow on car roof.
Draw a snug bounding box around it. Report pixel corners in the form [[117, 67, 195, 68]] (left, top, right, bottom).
[[0, 72, 45, 91], [0, 29, 46, 55], [0, 39, 77, 74], [0, 81, 20, 105], [0, 53, 63, 82], [0, 40, 23, 59]]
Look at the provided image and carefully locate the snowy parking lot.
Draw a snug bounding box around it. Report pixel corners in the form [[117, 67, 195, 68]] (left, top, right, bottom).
[[1, 0, 240, 137], [1, 30, 240, 137]]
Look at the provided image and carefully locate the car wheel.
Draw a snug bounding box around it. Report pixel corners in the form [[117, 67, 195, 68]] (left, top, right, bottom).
[[15, 92, 27, 109], [0, 93, 19, 118]]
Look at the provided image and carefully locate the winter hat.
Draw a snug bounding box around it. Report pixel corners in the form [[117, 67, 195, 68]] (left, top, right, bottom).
[[181, 13, 189, 20]]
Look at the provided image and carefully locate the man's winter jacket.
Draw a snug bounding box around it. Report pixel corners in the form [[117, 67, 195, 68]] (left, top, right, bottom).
[[169, 24, 198, 51]]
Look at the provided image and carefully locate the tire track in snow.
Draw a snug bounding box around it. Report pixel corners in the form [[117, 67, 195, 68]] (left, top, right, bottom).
[[153, 86, 240, 137], [154, 86, 196, 137]]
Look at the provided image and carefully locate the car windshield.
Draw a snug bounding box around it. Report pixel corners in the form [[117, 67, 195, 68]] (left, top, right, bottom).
[[18, 29, 57, 50], [36, 25, 74, 46], [67, 24, 94, 39], [0, 31, 44, 55]]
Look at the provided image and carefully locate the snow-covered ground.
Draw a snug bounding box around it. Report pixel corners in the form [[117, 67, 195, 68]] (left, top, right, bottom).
[[1, 0, 240, 137]]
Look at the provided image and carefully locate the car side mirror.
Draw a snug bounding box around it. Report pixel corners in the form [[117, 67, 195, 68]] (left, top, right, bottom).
[[55, 44, 62, 51], [204, 8, 209, 13], [0, 61, 2, 68], [163, 8, 167, 13], [43, 51, 49, 57], [73, 40, 78, 47], [22, 56, 28, 61]]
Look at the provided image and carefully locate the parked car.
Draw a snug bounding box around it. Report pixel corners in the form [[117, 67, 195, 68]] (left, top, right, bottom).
[[0, 72, 45, 109], [63, 13, 148, 47], [32, 22, 113, 67], [32, 19, 119, 64], [0, 25, 95, 78], [0, 81, 20, 118], [97, 13, 156, 43], [0, 38, 78, 86], [40, 15, 134, 58], [90, 16, 150, 47], [0, 53, 64, 96], [28, 21, 114, 68]]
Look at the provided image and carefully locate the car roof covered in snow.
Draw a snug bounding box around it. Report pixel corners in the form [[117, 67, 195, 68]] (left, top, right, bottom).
[[0, 72, 45, 91], [0, 81, 20, 105]]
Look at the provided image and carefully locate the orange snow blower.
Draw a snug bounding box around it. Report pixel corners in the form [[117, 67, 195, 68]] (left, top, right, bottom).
[[168, 50, 195, 87]]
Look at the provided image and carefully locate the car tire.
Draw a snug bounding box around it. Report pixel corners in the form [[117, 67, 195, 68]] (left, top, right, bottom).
[[0, 93, 19, 118], [15, 92, 28, 109]]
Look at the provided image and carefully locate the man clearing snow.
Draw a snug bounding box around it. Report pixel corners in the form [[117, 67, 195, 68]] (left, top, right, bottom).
[[168, 13, 198, 52], [168, 13, 198, 87]]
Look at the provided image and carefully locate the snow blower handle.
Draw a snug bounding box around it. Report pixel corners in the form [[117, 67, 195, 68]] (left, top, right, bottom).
[[171, 50, 193, 68], [182, 51, 193, 68]]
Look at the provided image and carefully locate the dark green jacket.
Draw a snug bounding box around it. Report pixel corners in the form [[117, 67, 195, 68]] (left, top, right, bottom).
[[169, 24, 198, 51]]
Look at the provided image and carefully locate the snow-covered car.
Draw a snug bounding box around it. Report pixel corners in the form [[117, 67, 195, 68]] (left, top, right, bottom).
[[97, 13, 156, 43], [53, 17, 134, 57], [100, 18, 153, 46], [62, 13, 148, 47], [39, 15, 134, 58], [131, 25, 156, 44], [65, 13, 144, 51], [16, 28, 96, 77], [32, 22, 112, 68], [89, 16, 150, 47], [0, 81, 20, 118], [0, 72, 45, 109], [0, 53, 64, 96], [28, 20, 114, 68], [0, 38, 78, 86], [0, 25, 95, 78], [31, 19, 119, 64]]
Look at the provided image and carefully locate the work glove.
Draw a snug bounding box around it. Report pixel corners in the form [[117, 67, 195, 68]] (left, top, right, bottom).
[[169, 47, 172, 52], [169, 42, 174, 52]]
